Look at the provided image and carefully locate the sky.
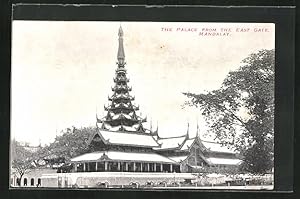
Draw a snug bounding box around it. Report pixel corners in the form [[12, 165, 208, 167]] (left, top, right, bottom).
[[11, 21, 275, 146]]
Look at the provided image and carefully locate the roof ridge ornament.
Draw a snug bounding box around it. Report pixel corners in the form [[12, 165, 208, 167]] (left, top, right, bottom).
[[196, 119, 200, 138], [101, 122, 106, 130], [96, 114, 102, 123], [150, 118, 153, 132], [186, 122, 190, 139]]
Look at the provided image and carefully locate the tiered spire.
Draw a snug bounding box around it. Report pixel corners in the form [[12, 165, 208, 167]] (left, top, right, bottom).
[[97, 26, 147, 133]]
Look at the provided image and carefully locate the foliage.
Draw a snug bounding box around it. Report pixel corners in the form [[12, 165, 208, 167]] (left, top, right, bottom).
[[11, 139, 35, 185], [11, 126, 95, 181], [183, 49, 274, 174], [37, 126, 96, 162]]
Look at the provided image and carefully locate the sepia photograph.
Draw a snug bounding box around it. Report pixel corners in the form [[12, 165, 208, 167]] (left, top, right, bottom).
[[10, 21, 275, 190]]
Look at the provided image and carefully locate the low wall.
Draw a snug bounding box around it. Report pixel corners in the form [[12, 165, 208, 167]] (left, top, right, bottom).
[[40, 172, 274, 188], [41, 172, 196, 188]]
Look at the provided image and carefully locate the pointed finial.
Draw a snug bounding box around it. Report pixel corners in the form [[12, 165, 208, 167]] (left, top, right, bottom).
[[118, 25, 124, 37], [186, 122, 190, 139], [117, 25, 125, 64], [150, 118, 153, 132], [196, 119, 199, 138], [96, 106, 98, 119], [101, 122, 106, 130], [154, 123, 159, 138]]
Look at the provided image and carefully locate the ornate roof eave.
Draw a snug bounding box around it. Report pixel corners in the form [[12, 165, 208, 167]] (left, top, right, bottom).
[[107, 111, 113, 120], [138, 116, 147, 123], [153, 146, 181, 151], [132, 105, 139, 111], [113, 77, 130, 83], [109, 141, 157, 149], [136, 122, 145, 133], [93, 131, 159, 149], [134, 104, 139, 110], [108, 95, 135, 101], [106, 103, 138, 112], [112, 85, 132, 92], [157, 134, 186, 140], [104, 105, 110, 111], [104, 118, 140, 126]]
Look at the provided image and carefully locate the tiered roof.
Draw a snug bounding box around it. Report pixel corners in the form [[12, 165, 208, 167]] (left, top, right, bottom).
[[85, 26, 242, 168], [97, 26, 148, 134], [201, 140, 236, 154], [155, 133, 236, 154], [89, 129, 159, 148], [155, 131, 241, 166]]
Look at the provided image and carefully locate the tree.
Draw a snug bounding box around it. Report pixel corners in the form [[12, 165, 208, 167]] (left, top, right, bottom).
[[11, 140, 35, 186], [38, 126, 96, 162], [183, 49, 274, 174]]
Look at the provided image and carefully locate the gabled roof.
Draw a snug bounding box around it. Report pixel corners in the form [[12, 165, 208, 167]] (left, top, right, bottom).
[[71, 151, 177, 164], [154, 135, 187, 150], [176, 136, 236, 154], [201, 140, 236, 154], [89, 129, 159, 148]]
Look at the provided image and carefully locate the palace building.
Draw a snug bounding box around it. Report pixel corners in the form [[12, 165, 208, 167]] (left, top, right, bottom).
[[69, 26, 242, 173]]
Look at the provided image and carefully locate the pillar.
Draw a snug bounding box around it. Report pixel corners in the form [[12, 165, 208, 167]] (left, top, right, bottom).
[[160, 164, 163, 172], [154, 163, 156, 172], [147, 163, 150, 172], [194, 148, 197, 165], [83, 163, 86, 172], [125, 162, 128, 171], [74, 163, 77, 172], [95, 162, 98, 172], [118, 162, 121, 171], [133, 162, 136, 172], [140, 163, 143, 172], [104, 162, 108, 171], [170, 164, 173, 172]]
